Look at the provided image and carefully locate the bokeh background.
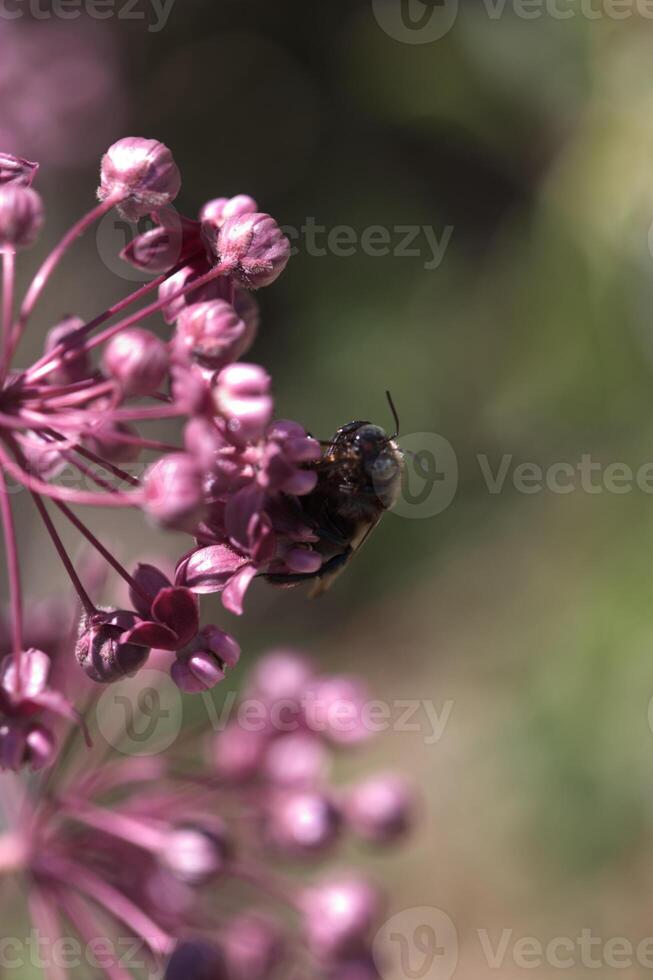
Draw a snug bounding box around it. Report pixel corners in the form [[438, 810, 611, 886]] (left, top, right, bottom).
[[4, 0, 653, 976]]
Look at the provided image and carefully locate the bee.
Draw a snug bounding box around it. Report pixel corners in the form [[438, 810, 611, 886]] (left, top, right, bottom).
[[266, 393, 405, 596]]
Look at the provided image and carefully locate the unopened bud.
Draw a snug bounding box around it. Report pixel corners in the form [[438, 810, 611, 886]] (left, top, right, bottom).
[[102, 327, 169, 396], [0, 185, 44, 250], [98, 137, 181, 220]]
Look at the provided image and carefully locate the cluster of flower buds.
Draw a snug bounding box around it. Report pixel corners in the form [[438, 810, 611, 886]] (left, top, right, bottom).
[[0, 137, 334, 765], [0, 648, 413, 980]]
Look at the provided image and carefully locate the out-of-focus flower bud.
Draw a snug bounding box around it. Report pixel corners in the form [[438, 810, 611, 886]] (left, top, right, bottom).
[[160, 821, 230, 885], [263, 732, 329, 788], [211, 723, 267, 782], [200, 194, 258, 228], [221, 913, 284, 980], [246, 649, 315, 710], [266, 790, 341, 855], [0, 185, 44, 250], [44, 316, 91, 386], [210, 212, 290, 288], [0, 153, 39, 187], [213, 363, 273, 445], [184, 417, 228, 471], [24, 723, 56, 770], [120, 212, 201, 274], [98, 137, 181, 220], [303, 676, 372, 746], [164, 940, 228, 980], [84, 419, 142, 464], [345, 775, 414, 844], [0, 720, 55, 772], [75, 609, 149, 683], [102, 327, 169, 396], [300, 875, 382, 961], [175, 300, 256, 370], [143, 453, 207, 532]]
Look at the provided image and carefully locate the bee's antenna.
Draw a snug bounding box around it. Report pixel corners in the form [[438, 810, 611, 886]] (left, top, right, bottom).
[[385, 390, 400, 440]]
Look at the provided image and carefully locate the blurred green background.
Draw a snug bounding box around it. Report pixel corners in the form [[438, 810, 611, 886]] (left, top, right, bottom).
[[6, 0, 653, 975]]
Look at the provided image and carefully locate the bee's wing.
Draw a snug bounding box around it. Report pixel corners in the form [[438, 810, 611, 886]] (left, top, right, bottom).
[[309, 517, 381, 598]]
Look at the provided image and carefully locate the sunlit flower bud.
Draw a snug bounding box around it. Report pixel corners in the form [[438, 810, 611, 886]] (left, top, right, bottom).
[[213, 363, 273, 445], [0, 185, 44, 250], [211, 723, 267, 782], [0, 153, 39, 187], [164, 940, 228, 980], [24, 723, 56, 771], [200, 194, 258, 228], [303, 676, 372, 746], [143, 453, 207, 532], [98, 137, 181, 220], [210, 212, 290, 288], [121, 212, 201, 274], [171, 651, 224, 694], [102, 327, 169, 396], [221, 914, 284, 980], [161, 821, 229, 885], [267, 790, 341, 855], [44, 315, 90, 386], [300, 875, 382, 961], [175, 300, 256, 370], [345, 775, 414, 844], [75, 609, 149, 684]]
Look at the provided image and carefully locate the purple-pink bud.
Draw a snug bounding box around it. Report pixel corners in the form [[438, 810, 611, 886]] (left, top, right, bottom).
[[345, 775, 414, 844], [184, 418, 228, 470], [175, 300, 256, 370], [0, 721, 55, 772], [304, 676, 372, 746], [171, 652, 225, 693], [211, 723, 267, 782], [44, 316, 90, 386], [143, 453, 207, 532], [267, 790, 341, 855], [75, 609, 149, 684], [0, 153, 39, 187], [0, 185, 44, 250], [221, 914, 284, 980], [263, 732, 329, 788], [210, 212, 290, 288], [301, 875, 382, 961], [213, 363, 273, 445], [200, 194, 258, 228], [102, 327, 169, 396], [247, 649, 315, 707], [98, 137, 181, 220], [160, 821, 229, 885]]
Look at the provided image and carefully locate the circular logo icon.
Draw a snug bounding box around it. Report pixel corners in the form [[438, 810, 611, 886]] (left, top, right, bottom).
[[96, 668, 183, 755], [372, 0, 459, 44], [387, 431, 458, 518], [373, 906, 459, 980]]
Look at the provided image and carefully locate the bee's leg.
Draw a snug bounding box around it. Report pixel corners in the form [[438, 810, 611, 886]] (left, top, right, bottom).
[[263, 548, 352, 585]]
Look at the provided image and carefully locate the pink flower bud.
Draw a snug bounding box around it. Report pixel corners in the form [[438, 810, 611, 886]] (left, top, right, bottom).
[[211, 723, 267, 782], [102, 327, 169, 396], [175, 300, 256, 370], [246, 649, 315, 708], [184, 418, 228, 470], [0, 153, 39, 187], [0, 185, 44, 250], [200, 194, 258, 227], [24, 723, 56, 771], [214, 363, 273, 445], [345, 775, 414, 844], [120, 212, 201, 274], [143, 453, 207, 532], [160, 821, 229, 885], [221, 914, 284, 980], [75, 609, 149, 684], [98, 137, 181, 220], [0, 720, 55, 772], [84, 420, 142, 464], [301, 875, 382, 961], [263, 732, 329, 788], [303, 676, 372, 746], [44, 316, 90, 386], [267, 790, 341, 855], [171, 652, 225, 693], [211, 212, 290, 288]]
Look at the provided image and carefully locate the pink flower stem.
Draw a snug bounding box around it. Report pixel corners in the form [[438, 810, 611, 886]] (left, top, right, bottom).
[[29, 379, 116, 410], [27, 886, 71, 980], [0, 249, 16, 382], [26, 261, 232, 384], [22, 257, 191, 384], [29, 491, 97, 617], [56, 889, 138, 980], [43, 428, 140, 487], [0, 438, 140, 507], [0, 466, 23, 683], [53, 500, 151, 605], [63, 798, 166, 852], [14, 194, 123, 349]]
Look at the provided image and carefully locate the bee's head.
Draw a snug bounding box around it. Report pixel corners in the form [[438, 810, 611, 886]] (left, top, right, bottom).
[[344, 424, 402, 499]]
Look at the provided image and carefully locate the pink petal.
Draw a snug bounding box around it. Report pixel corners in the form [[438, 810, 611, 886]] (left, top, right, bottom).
[[151, 586, 199, 647], [222, 565, 258, 616], [177, 545, 248, 594], [122, 621, 180, 651]]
